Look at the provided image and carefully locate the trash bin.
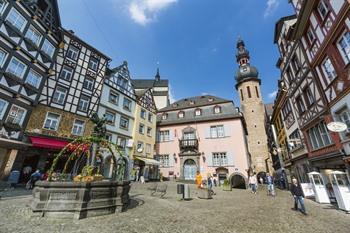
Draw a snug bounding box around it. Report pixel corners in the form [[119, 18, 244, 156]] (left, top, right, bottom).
[[177, 184, 184, 194], [184, 184, 190, 200]]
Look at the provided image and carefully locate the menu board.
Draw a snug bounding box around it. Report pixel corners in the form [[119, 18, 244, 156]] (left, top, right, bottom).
[[300, 183, 315, 197]]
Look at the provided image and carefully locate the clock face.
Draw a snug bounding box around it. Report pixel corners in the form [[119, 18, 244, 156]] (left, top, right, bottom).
[[240, 66, 249, 73]]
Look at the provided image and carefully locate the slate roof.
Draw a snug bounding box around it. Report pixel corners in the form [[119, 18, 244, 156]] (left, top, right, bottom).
[[131, 79, 169, 89], [159, 95, 232, 112], [153, 91, 169, 96], [274, 15, 297, 43]]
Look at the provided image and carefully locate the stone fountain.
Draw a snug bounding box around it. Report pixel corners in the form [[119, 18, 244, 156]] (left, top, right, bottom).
[[31, 113, 131, 219]]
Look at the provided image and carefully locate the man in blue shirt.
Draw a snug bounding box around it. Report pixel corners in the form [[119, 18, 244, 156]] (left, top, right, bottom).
[[266, 173, 275, 197]]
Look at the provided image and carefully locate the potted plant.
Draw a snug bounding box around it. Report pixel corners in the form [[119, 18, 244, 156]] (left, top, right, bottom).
[[222, 179, 232, 191]]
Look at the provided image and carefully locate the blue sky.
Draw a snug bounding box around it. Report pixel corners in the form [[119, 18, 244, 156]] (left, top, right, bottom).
[[58, 0, 294, 106]]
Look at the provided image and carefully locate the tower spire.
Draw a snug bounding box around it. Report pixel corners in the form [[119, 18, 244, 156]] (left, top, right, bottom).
[[155, 68, 160, 81], [236, 38, 250, 66]]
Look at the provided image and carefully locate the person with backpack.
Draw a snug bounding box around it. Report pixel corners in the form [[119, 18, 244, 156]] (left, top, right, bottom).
[[27, 170, 41, 189]]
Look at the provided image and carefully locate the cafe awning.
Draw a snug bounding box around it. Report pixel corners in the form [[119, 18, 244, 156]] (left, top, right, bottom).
[[29, 136, 69, 150], [135, 156, 161, 165]]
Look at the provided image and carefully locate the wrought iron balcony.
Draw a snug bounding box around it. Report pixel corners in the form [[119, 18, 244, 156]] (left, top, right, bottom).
[[179, 139, 198, 150]]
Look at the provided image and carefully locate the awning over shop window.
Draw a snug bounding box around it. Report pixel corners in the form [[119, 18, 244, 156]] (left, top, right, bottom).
[[29, 136, 69, 150], [135, 156, 161, 165]]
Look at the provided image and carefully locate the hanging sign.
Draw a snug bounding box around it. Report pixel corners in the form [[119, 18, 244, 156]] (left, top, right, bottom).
[[327, 122, 347, 132]]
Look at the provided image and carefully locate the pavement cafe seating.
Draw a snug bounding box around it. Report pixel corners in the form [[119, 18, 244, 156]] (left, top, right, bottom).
[[308, 171, 330, 204], [330, 171, 350, 213]]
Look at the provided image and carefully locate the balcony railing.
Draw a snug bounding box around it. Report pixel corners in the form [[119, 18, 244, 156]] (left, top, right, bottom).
[[179, 139, 198, 150]]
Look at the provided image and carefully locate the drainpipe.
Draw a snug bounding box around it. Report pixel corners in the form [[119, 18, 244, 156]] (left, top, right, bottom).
[[271, 123, 288, 189]]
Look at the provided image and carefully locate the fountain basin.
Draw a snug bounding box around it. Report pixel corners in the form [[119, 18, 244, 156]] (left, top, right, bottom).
[[31, 180, 130, 219]]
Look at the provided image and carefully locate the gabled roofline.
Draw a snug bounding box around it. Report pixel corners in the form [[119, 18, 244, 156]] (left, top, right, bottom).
[[62, 28, 112, 61], [274, 14, 297, 43]]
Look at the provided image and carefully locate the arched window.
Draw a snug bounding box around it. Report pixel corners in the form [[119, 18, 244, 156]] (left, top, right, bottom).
[[255, 86, 259, 98], [178, 111, 185, 118], [194, 108, 202, 116], [247, 86, 251, 98], [214, 106, 221, 114], [240, 89, 244, 101], [161, 113, 168, 120]]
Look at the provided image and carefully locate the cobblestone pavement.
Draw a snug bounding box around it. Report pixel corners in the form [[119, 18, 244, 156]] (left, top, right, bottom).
[[0, 182, 349, 233]]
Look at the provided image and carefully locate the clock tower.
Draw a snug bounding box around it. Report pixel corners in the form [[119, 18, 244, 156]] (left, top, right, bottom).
[[234, 38, 270, 175]]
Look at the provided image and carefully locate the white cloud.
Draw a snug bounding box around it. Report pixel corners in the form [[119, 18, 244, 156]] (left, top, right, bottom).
[[128, 0, 177, 25], [169, 84, 176, 103], [268, 90, 278, 99], [264, 0, 279, 18]]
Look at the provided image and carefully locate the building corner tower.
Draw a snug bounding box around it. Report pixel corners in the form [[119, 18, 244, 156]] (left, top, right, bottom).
[[234, 38, 271, 175]]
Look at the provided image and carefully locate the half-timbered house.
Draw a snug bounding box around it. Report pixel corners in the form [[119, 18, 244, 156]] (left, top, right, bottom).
[[291, 0, 350, 178], [0, 0, 61, 180], [274, 15, 317, 183], [17, 29, 111, 179]]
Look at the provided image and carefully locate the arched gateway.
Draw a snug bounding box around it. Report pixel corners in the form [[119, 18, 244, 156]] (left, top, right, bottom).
[[230, 172, 248, 189], [183, 159, 197, 180]]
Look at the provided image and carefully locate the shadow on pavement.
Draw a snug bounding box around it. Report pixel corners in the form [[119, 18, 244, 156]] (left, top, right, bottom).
[[128, 197, 145, 210], [0, 187, 32, 200]]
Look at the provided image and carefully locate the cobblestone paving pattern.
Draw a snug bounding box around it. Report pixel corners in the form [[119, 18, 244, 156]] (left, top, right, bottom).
[[0, 182, 349, 233]]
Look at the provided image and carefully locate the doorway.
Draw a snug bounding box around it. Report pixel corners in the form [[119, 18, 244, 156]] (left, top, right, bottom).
[[183, 159, 196, 180]]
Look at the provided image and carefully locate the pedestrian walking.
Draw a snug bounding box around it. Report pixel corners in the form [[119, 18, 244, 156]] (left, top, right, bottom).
[[213, 177, 217, 187], [196, 171, 202, 188], [266, 173, 275, 197], [290, 177, 307, 215], [135, 169, 139, 182], [248, 173, 258, 194], [27, 170, 41, 189]]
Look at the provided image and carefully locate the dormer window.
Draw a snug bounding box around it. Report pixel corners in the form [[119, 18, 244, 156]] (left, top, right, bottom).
[[195, 108, 201, 116], [172, 103, 178, 107], [178, 111, 185, 118], [189, 100, 195, 105], [214, 106, 221, 114], [162, 113, 168, 120], [208, 97, 214, 102]]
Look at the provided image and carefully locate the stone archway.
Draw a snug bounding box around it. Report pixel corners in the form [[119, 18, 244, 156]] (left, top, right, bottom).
[[229, 172, 248, 189], [257, 171, 267, 184], [183, 159, 197, 180]]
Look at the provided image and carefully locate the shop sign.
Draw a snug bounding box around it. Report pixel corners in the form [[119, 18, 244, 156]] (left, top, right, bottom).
[[327, 122, 347, 132]]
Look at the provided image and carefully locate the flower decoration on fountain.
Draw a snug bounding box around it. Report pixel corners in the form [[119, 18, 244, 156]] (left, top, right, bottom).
[[47, 112, 129, 183]]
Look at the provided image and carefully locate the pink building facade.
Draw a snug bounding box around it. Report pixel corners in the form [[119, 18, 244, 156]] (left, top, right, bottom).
[[156, 95, 250, 188]]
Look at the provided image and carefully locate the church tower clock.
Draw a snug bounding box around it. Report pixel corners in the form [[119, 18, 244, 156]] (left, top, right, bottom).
[[234, 38, 270, 175]]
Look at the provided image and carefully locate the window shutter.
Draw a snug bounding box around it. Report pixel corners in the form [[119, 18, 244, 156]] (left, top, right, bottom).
[[224, 125, 231, 137], [207, 153, 213, 166], [169, 130, 174, 141], [156, 131, 160, 142], [169, 154, 174, 167], [205, 127, 211, 139], [227, 153, 234, 166]]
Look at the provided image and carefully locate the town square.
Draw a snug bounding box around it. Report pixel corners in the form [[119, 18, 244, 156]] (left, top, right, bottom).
[[1, 0, 350, 232]]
